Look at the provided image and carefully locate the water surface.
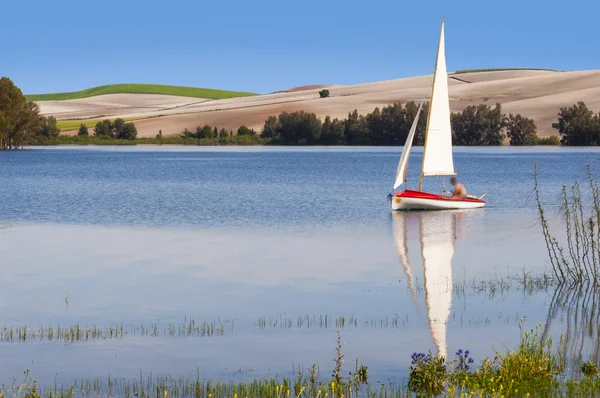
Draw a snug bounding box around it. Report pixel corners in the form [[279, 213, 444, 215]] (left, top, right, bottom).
[[1, 146, 599, 387]]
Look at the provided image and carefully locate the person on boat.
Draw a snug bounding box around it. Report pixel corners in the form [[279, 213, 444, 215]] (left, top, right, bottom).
[[449, 177, 467, 199]]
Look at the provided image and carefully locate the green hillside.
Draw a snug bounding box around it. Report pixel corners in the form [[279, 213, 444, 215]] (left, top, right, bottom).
[[26, 84, 257, 101]]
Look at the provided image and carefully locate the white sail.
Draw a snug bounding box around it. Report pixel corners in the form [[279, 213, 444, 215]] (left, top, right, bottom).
[[421, 19, 455, 177], [391, 212, 418, 305], [420, 211, 455, 359], [393, 102, 423, 189]]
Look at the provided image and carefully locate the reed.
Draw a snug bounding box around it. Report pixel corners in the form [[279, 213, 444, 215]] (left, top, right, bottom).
[[534, 164, 600, 285]]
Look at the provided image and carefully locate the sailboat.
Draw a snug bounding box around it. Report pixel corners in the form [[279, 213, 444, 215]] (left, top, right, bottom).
[[390, 19, 486, 211], [392, 211, 462, 358]]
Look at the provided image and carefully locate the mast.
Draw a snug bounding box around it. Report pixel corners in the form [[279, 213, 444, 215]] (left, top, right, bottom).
[[418, 17, 445, 192]]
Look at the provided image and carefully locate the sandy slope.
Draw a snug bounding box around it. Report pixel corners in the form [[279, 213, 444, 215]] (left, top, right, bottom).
[[39, 70, 600, 138]]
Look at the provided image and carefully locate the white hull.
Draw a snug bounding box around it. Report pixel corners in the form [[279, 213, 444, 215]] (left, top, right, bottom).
[[391, 196, 485, 211]]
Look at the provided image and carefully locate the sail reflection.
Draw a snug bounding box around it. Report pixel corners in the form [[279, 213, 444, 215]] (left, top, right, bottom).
[[392, 211, 464, 358]]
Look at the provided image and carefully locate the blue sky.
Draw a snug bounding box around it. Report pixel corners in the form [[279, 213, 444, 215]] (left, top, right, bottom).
[[1, 0, 598, 95]]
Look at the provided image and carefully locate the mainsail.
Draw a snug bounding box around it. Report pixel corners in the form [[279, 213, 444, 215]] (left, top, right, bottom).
[[420, 211, 455, 359], [421, 18, 455, 178], [393, 102, 424, 190]]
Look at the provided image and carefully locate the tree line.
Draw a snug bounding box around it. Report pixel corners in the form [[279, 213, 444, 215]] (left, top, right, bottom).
[[257, 102, 550, 146], [2, 75, 599, 149]]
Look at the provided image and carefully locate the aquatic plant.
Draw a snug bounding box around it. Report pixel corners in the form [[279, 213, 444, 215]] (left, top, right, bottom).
[[534, 164, 600, 285], [0, 369, 40, 398], [407, 351, 447, 395], [582, 360, 599, 377]]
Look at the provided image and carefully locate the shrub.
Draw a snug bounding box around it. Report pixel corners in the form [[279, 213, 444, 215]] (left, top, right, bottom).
[[533, 135, 561, 145], [78, 124, 89, 136], [407, 351, 447, 395], [319, 89, 330, 98]]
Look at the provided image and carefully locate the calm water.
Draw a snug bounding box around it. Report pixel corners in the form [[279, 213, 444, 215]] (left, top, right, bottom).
[[1, 146, 599, 388]]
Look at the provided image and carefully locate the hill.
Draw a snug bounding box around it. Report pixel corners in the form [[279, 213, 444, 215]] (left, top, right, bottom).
[[26, 84, 257, 101], [36, 69, 600, 138]]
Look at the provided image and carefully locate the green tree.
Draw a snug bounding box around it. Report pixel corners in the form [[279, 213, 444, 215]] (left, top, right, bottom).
[[344, 109, 369, 145], [237, 125, 256, 136], [505, 113, 537, 145], [219, 128, 229, 138], [321, 116, 345, 145], [552, 102, 600, 146], [94, 119, 113, 137], [451, 103, 505, 145], [0, 77, 42, 150], [195, 124, 214, 139], [261, 116, 281, 141], [366, 107, 385, 144], [117, 122, 137, 140], [181, 128, 194, 138], [37, 116, 61, 139], [78, 124, 89, 136], [319, 89, 330, 98], [277, 111, 322, 145], [112, 118, 126, 135]]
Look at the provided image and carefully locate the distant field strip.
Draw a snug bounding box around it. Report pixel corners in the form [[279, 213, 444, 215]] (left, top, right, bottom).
[[27, 84, 258, 101], [56, 118, 138, 131], [454, 68, 558, 74]]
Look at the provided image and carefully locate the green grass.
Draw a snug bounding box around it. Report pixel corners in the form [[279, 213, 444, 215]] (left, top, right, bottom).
[[454, 68, 558, 74], [26, 84, 258, 101], [55, 117, 137, 131]]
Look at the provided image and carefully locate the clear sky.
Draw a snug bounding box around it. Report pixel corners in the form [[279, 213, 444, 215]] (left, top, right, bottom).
[[2, 0, 597, 95]]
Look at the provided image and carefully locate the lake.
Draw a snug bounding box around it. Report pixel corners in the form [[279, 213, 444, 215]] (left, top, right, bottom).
[[1, 146, 599, 389]]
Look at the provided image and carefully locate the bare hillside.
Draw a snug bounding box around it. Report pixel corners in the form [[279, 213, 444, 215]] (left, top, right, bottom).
[[38, 70, 600, 138]]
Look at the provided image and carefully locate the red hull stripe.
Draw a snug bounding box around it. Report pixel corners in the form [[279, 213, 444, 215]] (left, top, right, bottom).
[[395, 190, 485, 203]]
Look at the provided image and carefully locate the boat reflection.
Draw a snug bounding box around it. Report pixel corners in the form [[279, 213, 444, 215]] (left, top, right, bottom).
[[392, 211, 465, 358]]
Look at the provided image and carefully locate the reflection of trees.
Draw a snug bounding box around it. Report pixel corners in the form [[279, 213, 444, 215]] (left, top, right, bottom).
[[542, 282, 600, 365]]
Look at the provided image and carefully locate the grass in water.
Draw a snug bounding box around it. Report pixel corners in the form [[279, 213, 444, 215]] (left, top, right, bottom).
[[3, 323, 600, 397], [534, 164, 600, 285], [26, 84, 257, 101]]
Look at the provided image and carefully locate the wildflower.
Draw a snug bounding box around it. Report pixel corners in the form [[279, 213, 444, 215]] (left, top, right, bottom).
[[456, 349, 463, 356], [468, 358, 474, 364], [465, 350, 470, 356], [163, 391, 167, 398]]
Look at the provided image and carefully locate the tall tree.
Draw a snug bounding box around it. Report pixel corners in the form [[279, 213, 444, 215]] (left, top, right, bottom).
[[344, 110, 369, 145], [195, 125, 214, 139], [505, 113, 537, 145], [451, 103, 505, 145], [552, 102, 600, 146], [277, 111, 322, 145], [94, 120, 113, 137], [37, 116, 61, 139], [321, 116, 345, 145], [117, 122, 137, 140], [261, 116, 280, 141], [0, 77, 42, 150]]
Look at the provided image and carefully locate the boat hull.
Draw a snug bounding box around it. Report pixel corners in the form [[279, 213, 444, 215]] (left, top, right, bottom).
[[391, 190, 485, 211]]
